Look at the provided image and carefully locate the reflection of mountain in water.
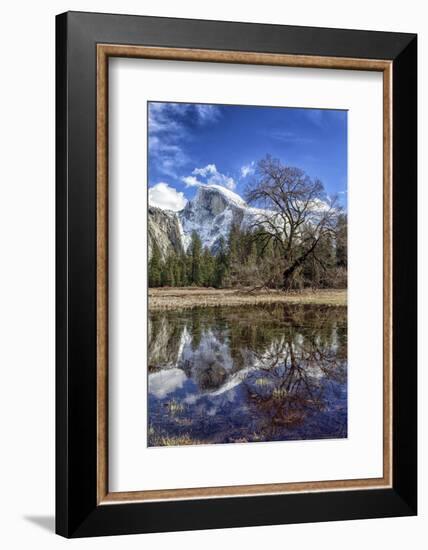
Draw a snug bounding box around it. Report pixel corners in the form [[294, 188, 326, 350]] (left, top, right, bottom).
[[148, 304, 347, 446]]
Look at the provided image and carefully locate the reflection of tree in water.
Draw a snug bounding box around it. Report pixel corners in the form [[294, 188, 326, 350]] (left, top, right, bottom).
[[148, 313, 186, 372], [148, 304, 347, 443], [150, 304, 346, 384], [241, 305, 347, 439]]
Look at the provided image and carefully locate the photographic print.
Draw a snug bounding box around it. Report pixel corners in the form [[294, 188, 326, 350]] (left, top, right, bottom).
[[57, 14, 416, 536], [147, 101, 348, 447]]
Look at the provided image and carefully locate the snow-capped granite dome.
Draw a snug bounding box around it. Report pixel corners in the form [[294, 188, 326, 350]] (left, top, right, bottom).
[[178, 186, 248, 251], [148, 184, 268, 257]]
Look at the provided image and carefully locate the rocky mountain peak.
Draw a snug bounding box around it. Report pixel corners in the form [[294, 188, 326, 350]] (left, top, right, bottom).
[[148, 206, 184, 261], [148, 185, 264, 259], [194, 184, 247, 210], [179, 185, 248, 252], [188, 186, 228, 217]]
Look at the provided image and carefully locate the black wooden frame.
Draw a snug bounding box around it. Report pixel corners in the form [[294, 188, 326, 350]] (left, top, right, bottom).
[[56, 11, 417, 538]]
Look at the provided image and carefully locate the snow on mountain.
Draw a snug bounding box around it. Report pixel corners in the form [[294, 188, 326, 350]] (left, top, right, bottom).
[[147, 182, 335, 262], [178, 184, 266, 252], [196, 184, 247, 208], [148, 184, 269, 256]]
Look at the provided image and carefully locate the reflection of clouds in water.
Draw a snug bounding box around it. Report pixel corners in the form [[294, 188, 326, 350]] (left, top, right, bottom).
[[148, 306, 347, 445], [149, 368, 186, 398], [183, 394, 198, 405], [152, 330, 342, 402]]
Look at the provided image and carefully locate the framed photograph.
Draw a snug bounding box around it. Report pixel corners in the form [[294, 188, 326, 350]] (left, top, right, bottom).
[[56, 11, 417, 537]]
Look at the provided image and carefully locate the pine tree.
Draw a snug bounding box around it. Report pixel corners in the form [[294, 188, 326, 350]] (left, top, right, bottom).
[[246, 235, 258, 265], [185, 250, 193, 286], [148, 243, 162, 287], [179, 254, 188, 286], [161, 254, 175, 287], [336, 214, 348, 268], [213, 237, 229, 288], [201, 247, 215, 287], [226, 223, 241, 285], [173, 254, 182, 287], [228, 223, 240, 264], [190, 231, 202, 285]]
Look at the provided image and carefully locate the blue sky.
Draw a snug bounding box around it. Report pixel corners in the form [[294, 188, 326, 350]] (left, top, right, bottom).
[[148, 101, 347, 212]]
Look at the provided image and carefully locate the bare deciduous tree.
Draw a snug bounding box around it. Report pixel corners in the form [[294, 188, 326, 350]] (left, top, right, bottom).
[[245, 155, 341, 291]]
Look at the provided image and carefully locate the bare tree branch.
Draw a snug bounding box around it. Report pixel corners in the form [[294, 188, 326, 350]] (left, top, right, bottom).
[[245, 155, 342, 290]]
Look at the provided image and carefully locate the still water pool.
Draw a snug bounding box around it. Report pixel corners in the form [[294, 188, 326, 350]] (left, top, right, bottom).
[[148, 304, 347, 446]]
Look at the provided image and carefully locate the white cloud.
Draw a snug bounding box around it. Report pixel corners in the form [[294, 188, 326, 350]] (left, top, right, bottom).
[[192, 164, 217, 178], [194, 104, 220, 124], [181, 175, 200, 187], [185, 164, 236, 190], [148, 135, 189, 178], [148, 104, 190, 177], [148, 182, 187, 211], [149, 102, 220, 133], [240, 161, 255, 178], [148, 103, 221, 177]]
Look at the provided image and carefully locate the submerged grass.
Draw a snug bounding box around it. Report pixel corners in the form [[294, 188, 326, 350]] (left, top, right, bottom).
[[272, 387, 289, 400], [149, 287, 347, 311], [255, 377, 272, 387], [149, 432, 202, 447], [166, 399, 185, 415]]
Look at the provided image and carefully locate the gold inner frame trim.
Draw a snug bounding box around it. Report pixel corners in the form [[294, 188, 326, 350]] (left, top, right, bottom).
[[96, 44, 393, 505]]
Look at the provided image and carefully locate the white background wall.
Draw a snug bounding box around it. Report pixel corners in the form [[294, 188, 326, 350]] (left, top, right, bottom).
[[0, 1, 424, 548]]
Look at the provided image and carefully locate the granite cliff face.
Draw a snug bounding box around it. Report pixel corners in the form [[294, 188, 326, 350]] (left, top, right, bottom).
[[148, 185, 266, 258], [148, 206, 184, 261], [178, 185, 251, 252]]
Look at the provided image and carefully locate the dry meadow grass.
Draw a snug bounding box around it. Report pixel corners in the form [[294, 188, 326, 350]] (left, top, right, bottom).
[[149, 287, 347, 311]]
